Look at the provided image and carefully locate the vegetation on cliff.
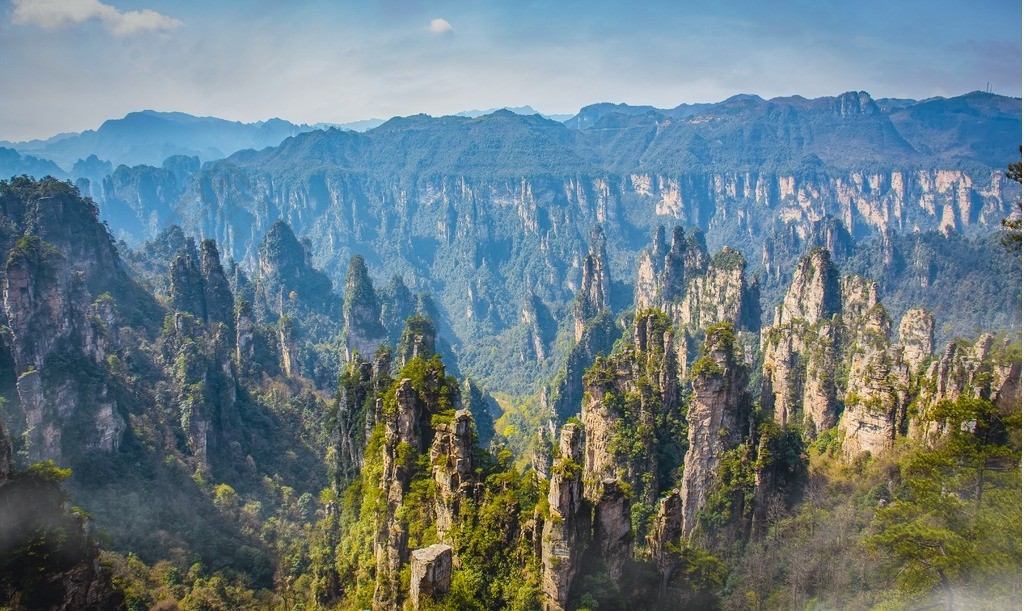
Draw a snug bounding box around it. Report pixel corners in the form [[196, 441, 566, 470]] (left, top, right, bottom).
[[0, 177, 1018, 610]]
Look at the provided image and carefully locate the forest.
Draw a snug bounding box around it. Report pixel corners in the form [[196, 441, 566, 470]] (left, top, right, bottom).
[[0, 173, 1019, 610]]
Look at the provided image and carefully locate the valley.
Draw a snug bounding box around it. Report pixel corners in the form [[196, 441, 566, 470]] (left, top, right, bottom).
[[0, 89, 1020, 610]]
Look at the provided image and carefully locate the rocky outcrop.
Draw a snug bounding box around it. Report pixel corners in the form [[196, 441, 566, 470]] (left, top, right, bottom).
[[573, 225, 611, 341], [681, 324, 751, 536], [635, 226, 759, 376], [461, 379, 497, 447], [839, 344, 910, 456], [409, 544, 453, 608], [648, 492, 683, 593], [521, 288, 556, 361], [760, 249, 844, 435], [255, 219, 336, 321], [531, 425, 554, 480], [278, 316, 299, 377], [548, 224, 622, 421], [398, 314, 436, 365], [908, 333, 1022, 443], [898, 308, 934, 370], [374, 379, 419, 609], [379, 275, 417, 345], [373, 347, 456, 609], [549, 310, 618, 422], [776, 248, 841, 326], [759, 245, 1017, 460], [547, 226, 620, 421], [163, 311, 241, 470], [169, 241, 207, 320], [235, 298, 255, 371], [593, 478, 632, 581], [581, 310, 678, 509], [0, 183, 158, 464], [541, 423, 587, 611], [761, 247, 922, 449], [366, 347, 393, 440], [200, 239, 235, 332], [430, 410, 476, 541], [343, 254, 386, 361], [334, 358, 374, 485]]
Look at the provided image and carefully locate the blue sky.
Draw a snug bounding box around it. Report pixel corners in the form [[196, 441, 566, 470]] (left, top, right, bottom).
[[0, 0, 1020, 141]]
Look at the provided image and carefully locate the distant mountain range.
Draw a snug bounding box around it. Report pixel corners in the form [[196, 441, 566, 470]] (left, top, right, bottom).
[[453, 105, 575, 122], [0, 106, 575, 172], [0, 110, 321, 170], [4, 92, 1016, 179]]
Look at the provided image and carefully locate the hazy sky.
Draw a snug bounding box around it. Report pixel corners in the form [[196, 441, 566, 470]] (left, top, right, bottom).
[[0, 0, 1020, 141]]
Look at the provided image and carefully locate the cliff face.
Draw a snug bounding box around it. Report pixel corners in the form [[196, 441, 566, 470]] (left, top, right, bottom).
[[162, 309, 242, 470], [254, 219, 336, 322], [430, 409, 476, 541], [343, 254, 386, 361], [573, 225, 611, 342], [1, 179, 160, 464], [906, 333, 1021, 444], [169, 238, 236, 333], [592, 478, 633, 581], [759, 245, 1021, 459], [761, 247, 907, 447], [374, 377, 421, 609], [408, 543, 453, 608], [839, 344, 910, 455], [548, 227, 620, 421], [581, 311, 680, 513], [648, 492, 683, 592], [899, 308, 934, 370], [200, 239, 236, 332], [0, 180, 340, 593], [760, 249, 845, 435], [541, 423, 587, 611], [333, 356, 384, 486], [680, 324, 752, 536], [775, 248, 842, 326], [371, 319, 461, 609]]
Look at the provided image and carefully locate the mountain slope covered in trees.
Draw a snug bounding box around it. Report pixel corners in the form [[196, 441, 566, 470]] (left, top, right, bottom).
[[0, 176, 1018, 609]]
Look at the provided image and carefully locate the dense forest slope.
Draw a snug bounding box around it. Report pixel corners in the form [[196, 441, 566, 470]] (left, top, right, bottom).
[[0, 176, 1018, 609]]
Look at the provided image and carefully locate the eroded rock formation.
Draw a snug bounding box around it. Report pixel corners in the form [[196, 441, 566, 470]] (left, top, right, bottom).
[[593, 478, 633, 581], [635, 226, 759, 377], [409, 544, 453, 608], [541, 423, 587, 611], [581, 310, 679, 509], [681, 324, 752, 536], [431, 409, 476, 541]]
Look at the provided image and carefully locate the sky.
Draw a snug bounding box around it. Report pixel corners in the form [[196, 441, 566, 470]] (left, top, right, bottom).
[[0, 0, 1020, 141]]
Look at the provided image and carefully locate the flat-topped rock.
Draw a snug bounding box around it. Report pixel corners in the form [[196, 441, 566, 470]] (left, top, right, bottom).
[[409, 543, 453, 608]]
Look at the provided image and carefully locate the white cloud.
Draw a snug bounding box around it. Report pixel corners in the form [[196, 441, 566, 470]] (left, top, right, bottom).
[[429, 18, 454, 34], [12, 0, 182, 36]]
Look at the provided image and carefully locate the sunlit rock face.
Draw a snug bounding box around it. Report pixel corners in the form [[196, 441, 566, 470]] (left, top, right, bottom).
[[681, 325, 752, 536]]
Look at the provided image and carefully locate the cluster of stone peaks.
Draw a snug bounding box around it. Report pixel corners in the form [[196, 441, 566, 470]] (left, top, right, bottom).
[[761, 246, 1019, 455], [0, 178, 1017, 610], [526, 224, 1020, 608]]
